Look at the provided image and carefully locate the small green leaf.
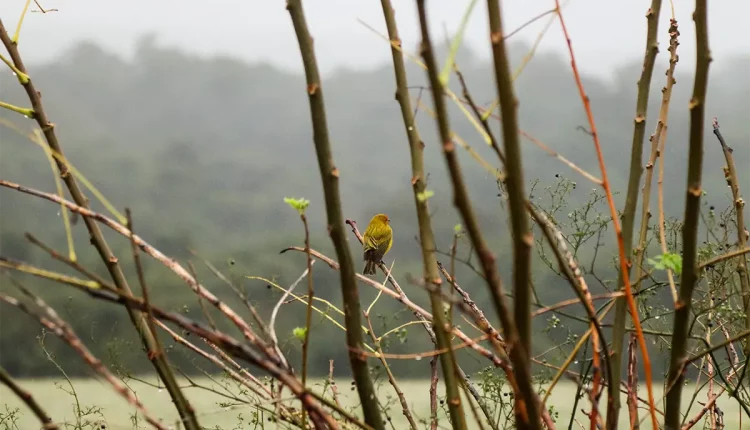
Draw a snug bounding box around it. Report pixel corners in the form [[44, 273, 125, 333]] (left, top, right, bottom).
[[648, 253, 682, 275], [417, 190, 435, 202], [292, 327, 307, 342], [454, 224, 463, 234], [284, 197, 310, 215]]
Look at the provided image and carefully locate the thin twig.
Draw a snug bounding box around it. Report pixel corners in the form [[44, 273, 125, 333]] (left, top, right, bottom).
[[527, 202, 614, 425], [281, 245, 508, 368], [328, 360, 342, 409], [363, 313, 418, 430], [712, 117, 750, 356], [192, 252, 271, 342], [0, 366, 58, 430], [429, 355, 439, 430], [155, 321, 273, 403], [300, 212, 315, 388], [269, 263, 315, 368]]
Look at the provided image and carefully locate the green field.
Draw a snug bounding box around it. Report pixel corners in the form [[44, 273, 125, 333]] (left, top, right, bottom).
[[1, 377, 747, 429]]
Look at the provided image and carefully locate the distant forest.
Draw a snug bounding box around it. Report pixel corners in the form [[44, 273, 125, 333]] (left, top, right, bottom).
[[1, 35, 748, 378]]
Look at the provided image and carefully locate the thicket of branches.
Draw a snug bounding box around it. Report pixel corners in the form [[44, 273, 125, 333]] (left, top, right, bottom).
[[0, 0, 748, 429]]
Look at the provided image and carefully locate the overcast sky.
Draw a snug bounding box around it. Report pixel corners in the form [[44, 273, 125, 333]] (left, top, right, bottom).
[[1, 0, 748, 81]]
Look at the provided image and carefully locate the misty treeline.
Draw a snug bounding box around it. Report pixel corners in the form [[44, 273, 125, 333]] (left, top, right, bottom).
[[0, 1, 749, 427], [2, 36, 747, 377]]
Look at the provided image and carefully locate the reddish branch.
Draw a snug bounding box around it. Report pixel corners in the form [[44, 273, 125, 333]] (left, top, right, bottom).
[[552, 2, 658, 427]]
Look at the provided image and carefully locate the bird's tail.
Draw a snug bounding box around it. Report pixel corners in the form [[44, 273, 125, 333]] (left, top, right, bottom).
[[364, 260, 377, 275]]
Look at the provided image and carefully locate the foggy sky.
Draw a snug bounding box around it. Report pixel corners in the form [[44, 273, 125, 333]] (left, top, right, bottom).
[[0, 0, 748, 81]]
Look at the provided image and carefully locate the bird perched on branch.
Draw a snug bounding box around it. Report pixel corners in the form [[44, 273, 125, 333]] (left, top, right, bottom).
[[362, 213, 393, 275]]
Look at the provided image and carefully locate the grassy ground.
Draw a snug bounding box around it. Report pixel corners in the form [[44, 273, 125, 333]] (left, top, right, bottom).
[[0, 376, 747, 429]]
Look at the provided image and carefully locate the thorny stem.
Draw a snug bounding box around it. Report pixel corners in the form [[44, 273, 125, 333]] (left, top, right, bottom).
[[379, 1, 467, 428], [712, 118, 749, 356], [285, 2, 383, 427], [0, 19, 201, 430], [635, 16, 679, 303], [664, 0, 712, 427], [609, 1, 662, 425], [655, 19, 682, 306], [552, 2, 658, 428]]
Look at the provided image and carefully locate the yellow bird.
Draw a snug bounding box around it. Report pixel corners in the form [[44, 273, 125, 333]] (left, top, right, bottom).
[[362, 213, 393, 275]]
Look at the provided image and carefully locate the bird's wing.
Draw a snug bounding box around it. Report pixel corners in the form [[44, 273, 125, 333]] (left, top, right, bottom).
[[364, 233, 380, 251], [364, 227, 390, 261], [374, 238, 390, 257]]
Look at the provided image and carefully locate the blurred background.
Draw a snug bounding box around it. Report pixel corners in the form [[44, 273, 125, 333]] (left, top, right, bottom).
[[1, 0, 748, 381]]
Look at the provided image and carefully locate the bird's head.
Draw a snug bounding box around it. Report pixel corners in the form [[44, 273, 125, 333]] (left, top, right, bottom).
[[374, 213, 390, 225]]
